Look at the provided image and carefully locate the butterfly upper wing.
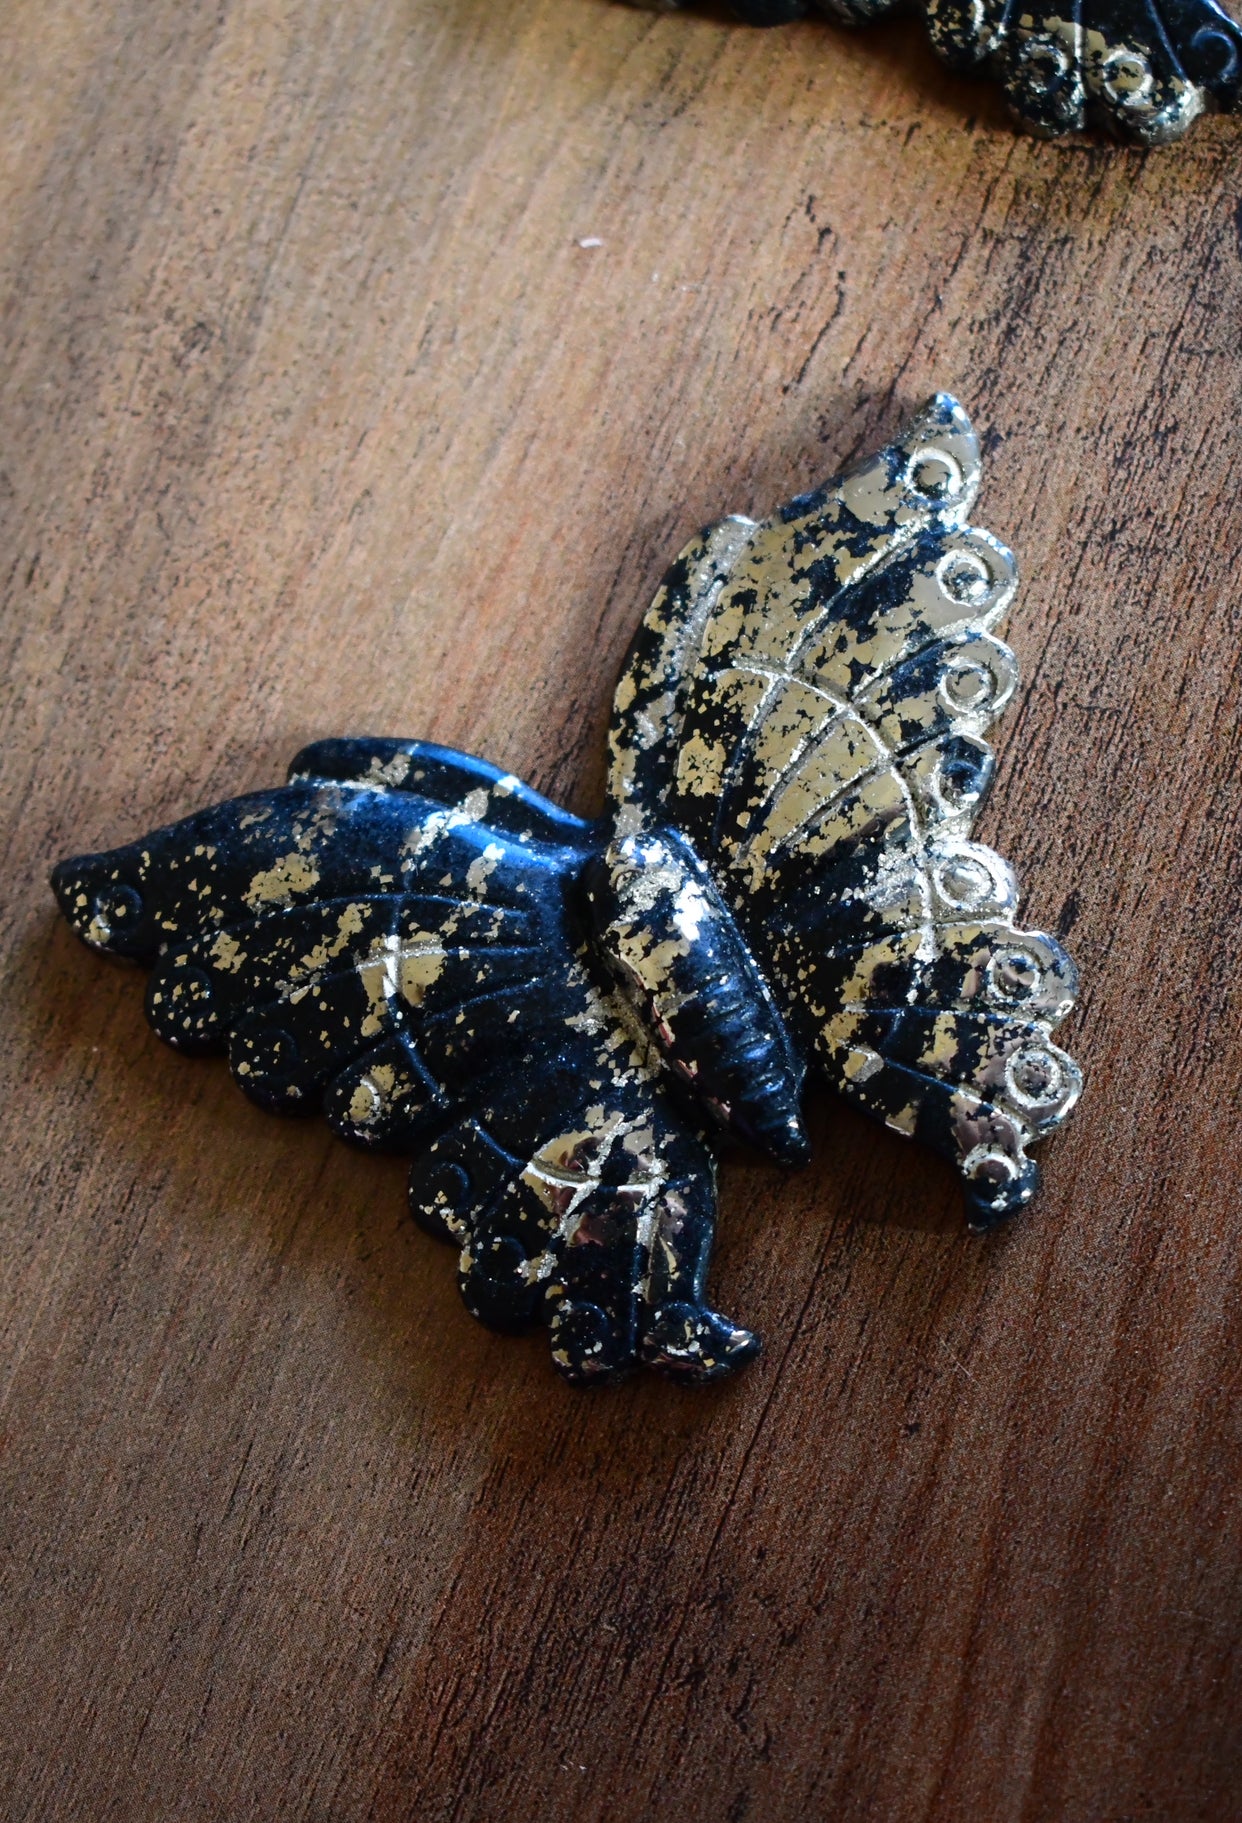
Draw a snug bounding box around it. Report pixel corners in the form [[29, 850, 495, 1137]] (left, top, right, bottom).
[[607, 513, 758, 838], [52, 739, 755, 1383], [608, 393, 1081, 1227]]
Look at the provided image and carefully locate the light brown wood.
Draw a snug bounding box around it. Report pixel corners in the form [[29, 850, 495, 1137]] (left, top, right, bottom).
[[2, 2, 1240, 1818]]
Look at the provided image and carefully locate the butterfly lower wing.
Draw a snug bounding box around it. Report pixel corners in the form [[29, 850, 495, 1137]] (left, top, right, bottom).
[[923, 0, 1241, 138], [408, 1037, 757, 1384], [52, 742, 752, 1382], [607, 394, 1082, 1223], [767, 856, 1082, 1227], [623, 0, 1242, 138]]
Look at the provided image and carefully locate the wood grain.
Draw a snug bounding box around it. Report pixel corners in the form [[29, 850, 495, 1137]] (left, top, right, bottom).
[[2, 2, 1240, 1817]]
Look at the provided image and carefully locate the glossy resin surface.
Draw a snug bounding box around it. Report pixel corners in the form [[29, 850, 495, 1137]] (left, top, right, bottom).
[[52, 396, 1081, 1384]]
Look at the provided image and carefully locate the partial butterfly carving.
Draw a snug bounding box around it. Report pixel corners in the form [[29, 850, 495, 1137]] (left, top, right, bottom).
[[53, 396, 1082, 1386], [624, 0, 1242, 143]]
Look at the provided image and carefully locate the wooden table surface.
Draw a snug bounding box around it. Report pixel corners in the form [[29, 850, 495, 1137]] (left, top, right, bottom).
[[3, 2, 1240, 1818]]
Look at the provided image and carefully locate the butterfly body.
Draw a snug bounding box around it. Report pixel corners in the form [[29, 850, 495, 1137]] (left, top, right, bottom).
[[53, 397, 1082, 1384], [582, 827, 810, 1166]]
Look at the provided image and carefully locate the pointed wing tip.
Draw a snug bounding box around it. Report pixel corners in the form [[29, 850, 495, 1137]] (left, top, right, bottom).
[[920, 389, 970, 427], [897, 393, 981, 514], [50, 848, 152, 958], [640, 1305, 762, 1382]]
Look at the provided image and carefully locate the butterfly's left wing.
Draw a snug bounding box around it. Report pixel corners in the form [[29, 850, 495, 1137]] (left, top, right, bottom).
[[608, 394, 1082, 1228], [52, 739, 755, 1384]]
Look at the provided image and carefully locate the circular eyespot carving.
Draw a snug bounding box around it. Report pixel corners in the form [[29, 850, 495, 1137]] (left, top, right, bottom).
[[346, 1073, 384, 1127], [460, 1231, 539, 1333], [1004, 1044, 1066, 1109], [925, 736, 995, 822], [172, 965, 214, 1009], [1018, 34, 1072, 88], [649, 1299, 701, 1341], [410, 1158, 472, 1243], [88, 883, 143, 944], [1100, 47, 1153, 106], [965, 1148, 1020, 1192], [942, 657, 995, 712], [963, 1147, 1038, 1229], [475, 1232, 529, 1286], [905, 446, 964, 502], [934, 854, 996, 909], [986, 947, 1044, 1005], [936, 547, 993, 607], [935, 756, 986, 810], [238, 1026, 299, 1080], [549, 1299, 616, 1379], [428, 1160, 472, 1216], [1188, 25, 1239, 86], [148, 961, 220, 1048]]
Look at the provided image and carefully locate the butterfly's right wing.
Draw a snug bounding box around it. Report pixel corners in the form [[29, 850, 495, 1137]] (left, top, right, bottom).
[[608, 395, 1081, 1227]]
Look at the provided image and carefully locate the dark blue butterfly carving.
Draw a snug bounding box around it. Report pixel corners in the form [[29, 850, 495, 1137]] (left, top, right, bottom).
[[625, 0, 1242, 143], [52, 397, 1082, 1385]]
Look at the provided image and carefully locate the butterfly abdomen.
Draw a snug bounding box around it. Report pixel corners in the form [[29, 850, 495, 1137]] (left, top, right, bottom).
[[581, 828, 809, 1166]]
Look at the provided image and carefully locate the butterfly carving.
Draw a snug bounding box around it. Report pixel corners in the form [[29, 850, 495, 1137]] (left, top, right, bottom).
[[626, 0, 1242, 143], [52, 396, 1081, 1386]]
